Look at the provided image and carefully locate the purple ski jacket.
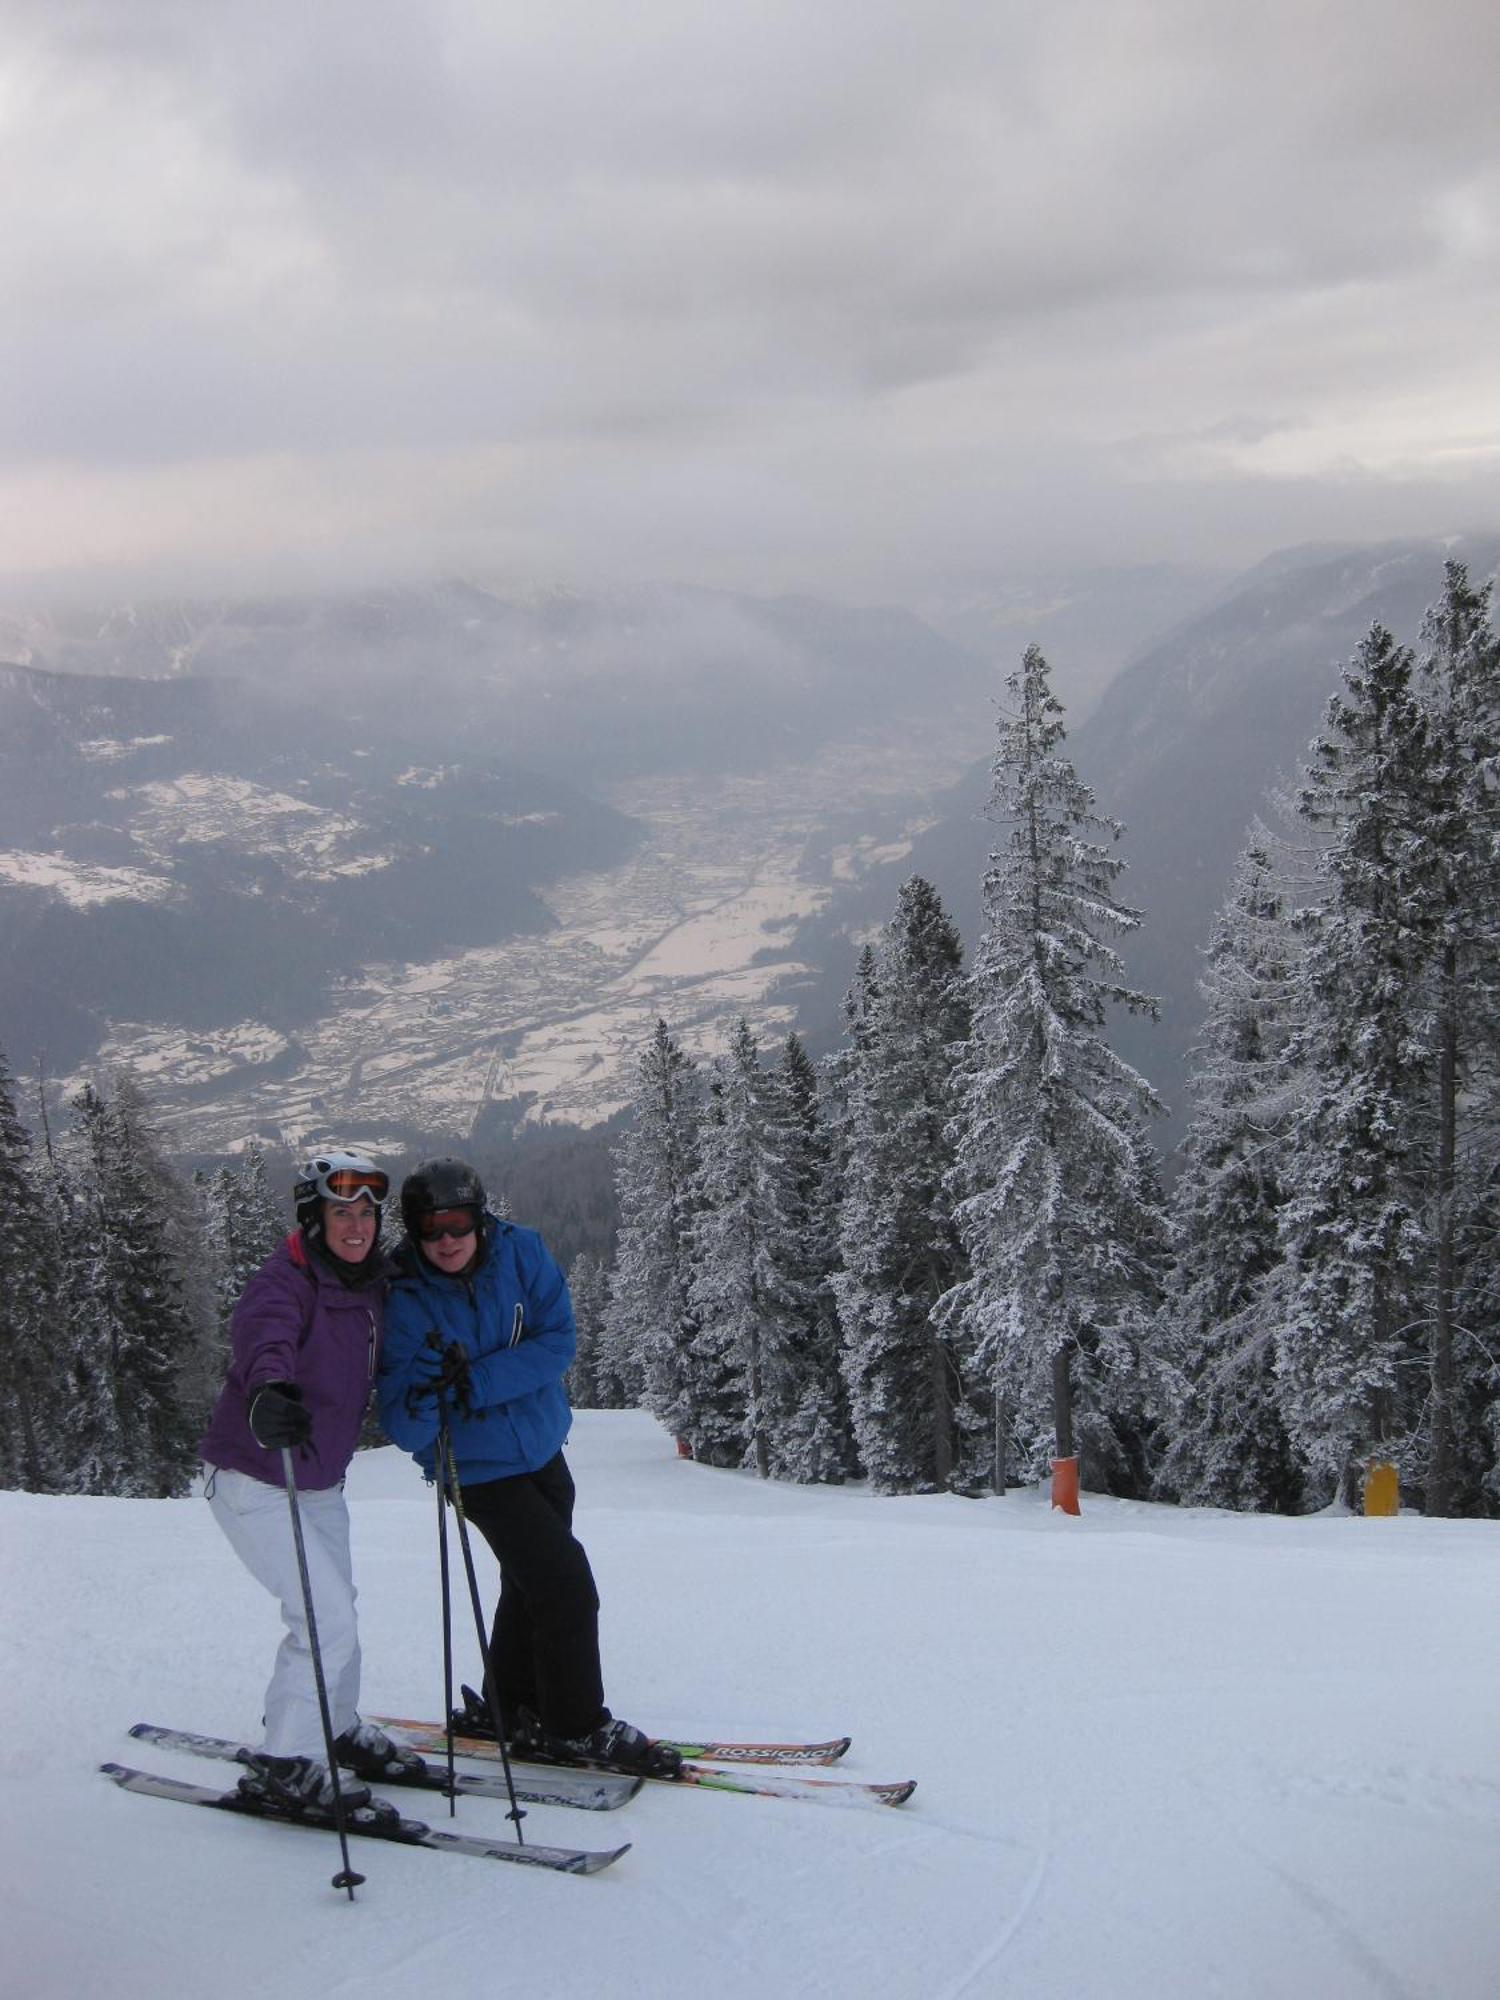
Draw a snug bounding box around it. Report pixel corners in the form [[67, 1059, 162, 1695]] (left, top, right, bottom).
[[200, 1231, 383, 1492]]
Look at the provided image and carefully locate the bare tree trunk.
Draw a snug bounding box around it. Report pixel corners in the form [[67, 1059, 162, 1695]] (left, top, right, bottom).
[[1427, 946, 1459, 1517], [1052, 1344, 1075, 1462], [16, 1380, 45, 1492], [929, 1333, 954, 1490], [748, 1317, 769, 1479]]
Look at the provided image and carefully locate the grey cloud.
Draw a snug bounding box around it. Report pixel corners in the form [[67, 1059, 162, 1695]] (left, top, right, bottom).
[[1, 0, 1497, 597]]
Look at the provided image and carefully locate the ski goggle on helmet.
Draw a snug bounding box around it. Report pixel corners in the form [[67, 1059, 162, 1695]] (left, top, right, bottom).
[[295, 1150, 390, 1209]]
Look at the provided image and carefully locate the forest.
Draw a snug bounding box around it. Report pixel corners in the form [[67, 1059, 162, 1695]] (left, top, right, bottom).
[[2, 561, 1495, 1516]]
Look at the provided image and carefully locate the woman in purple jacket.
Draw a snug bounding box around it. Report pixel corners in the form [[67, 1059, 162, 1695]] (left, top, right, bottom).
[[200, 1149, 420, 1809]]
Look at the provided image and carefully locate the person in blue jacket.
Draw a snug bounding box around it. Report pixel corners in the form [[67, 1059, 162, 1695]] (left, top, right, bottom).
[[378, 1157, 676, 1778]]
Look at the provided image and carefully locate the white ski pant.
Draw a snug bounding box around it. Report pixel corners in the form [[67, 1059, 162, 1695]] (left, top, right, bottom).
[[205, 1465, 362, 1760]]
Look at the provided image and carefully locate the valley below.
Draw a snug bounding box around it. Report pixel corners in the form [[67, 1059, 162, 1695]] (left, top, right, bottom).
[[90, 721, 969, 1153]]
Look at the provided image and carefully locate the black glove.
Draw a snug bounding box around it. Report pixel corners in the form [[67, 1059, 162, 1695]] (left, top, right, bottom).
[[248, 1380, 312, 1451], [408, 1337, 474, 1414]]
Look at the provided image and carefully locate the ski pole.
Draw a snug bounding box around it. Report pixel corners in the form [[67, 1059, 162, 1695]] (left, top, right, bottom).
[[424, 1331, 460, 1816], [434, 1393, 527, 1843], [433, 1440, 458, 1817], [281, 1448, 366, 1899]]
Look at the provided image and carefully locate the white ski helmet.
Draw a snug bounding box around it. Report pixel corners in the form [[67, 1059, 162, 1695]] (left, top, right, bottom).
[[293, 1149, 389, 1237]]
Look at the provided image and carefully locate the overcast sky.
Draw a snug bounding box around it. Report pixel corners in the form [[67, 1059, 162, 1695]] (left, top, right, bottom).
[[2, 0, 1497, 607]]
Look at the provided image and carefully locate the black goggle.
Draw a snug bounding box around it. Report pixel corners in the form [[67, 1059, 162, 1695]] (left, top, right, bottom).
[[416, 1207, 480, 1242]]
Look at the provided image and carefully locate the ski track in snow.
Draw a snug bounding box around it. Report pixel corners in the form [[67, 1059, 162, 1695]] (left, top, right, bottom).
[[934, 1811, 1055, 1999], [1254, 1857, 1414, 2000], [1185, 1756, 1439, 2000]]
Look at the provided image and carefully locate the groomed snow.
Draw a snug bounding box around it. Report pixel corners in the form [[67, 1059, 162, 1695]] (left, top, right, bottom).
[[4, 1409, 1497, 1998]]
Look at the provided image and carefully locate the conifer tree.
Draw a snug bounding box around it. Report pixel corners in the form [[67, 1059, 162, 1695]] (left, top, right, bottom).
[[607, 1020, 705, 1444], [1464, 1172, 1500, 1511], [0, 1049, 66, 1492], [820, 944, 880, 1208], [1159, 832, 1304, 1511], [939, 646, 1167, 1495], [568, 1250, 626, 1408], [193, 1146, 284, 1426], [1278, 625, 1434, 1501], [687, 1020, 800, 1475], [46, 1086, 122, 1491], [758, 1034, 857, 1483], [1414, 565, 1500, 1513], [833, 879, 973, 1492], [63, 1077, 200, 1496], [673, 1054, 757, 1466]]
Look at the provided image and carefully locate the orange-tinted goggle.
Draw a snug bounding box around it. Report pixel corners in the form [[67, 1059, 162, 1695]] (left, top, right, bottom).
[[324, 1168, 389, 1204]]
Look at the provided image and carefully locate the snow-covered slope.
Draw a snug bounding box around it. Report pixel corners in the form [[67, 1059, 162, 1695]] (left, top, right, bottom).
[[4, 1411, 1496, 1998]]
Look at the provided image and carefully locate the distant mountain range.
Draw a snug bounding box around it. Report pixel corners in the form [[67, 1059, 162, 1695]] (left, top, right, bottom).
[[4, 581, 989, 784], [3, 542, 1494, 1157]]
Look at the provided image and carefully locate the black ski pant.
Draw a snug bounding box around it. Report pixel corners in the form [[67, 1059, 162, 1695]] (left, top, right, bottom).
[[458, 1450, 606, 1741]]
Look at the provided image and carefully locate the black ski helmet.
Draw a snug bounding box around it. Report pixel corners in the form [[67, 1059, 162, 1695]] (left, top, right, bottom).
[[293, 1148, 388, 1240], [400, 1156, 487, 1239]]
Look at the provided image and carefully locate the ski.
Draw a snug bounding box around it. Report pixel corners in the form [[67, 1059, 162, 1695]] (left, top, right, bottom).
[[100, 1763, 631, 1873], [376, 1723, 916, 1809], [373, 1699, 853, 1766], [643, 1734, 851, 1767], [128, 1723, 642, 1813]]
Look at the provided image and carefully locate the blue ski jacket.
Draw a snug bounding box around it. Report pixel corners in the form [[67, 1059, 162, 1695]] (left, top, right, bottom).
[[377, 1214, 575, 1485]]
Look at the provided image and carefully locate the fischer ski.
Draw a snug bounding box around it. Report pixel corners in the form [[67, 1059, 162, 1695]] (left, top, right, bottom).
[[100, 1763, 631, 1874], [374, 1695, 853, 1766], [128, 1723, 642, 1812], [376, 1723, 916, 1809]]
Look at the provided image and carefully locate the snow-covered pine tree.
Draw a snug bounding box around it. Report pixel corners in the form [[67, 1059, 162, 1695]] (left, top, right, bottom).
[[669, 1050, 754, 1466], [832, 878, 974, 1493], [62, 1077, 201, 1496], [1413, 564, 1500, 1513], [0, 1048, 67, 1492], [938, 645, 1168, 1497], [39, 1087, 124, 1494], [1277, 624, 1434, 1503], [686, 1019, 806, 1476], [229, 1146, 283, 1280], [1158, 829, 1305, 1511], [193, 1145, 284, 1427], [568, 1250, 626, 1408], [114, 1072, 220, 1443], [757, 1033, 857, 1482], [820, 943, 879, 1206], [606, 1020, 705, 1444], [1463, 1170, 1500, 1512]]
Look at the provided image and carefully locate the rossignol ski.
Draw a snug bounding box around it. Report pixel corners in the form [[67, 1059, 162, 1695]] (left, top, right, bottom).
[[128, 1723, 642, 1812], [100, 1763, 630, 1874]]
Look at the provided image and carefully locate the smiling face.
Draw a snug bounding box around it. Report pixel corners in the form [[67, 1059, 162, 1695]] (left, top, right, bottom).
[[322, 1197, 378, 1264], [416, 1206, 480, 1276]]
